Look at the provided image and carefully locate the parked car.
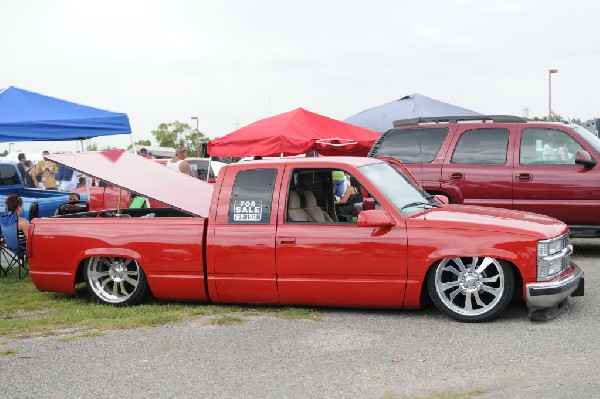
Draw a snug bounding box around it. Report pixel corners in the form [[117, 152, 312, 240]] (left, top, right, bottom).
[[71, 184, 131, 211], [27, 150, 583, 322], [368, 115, 600, 237], [0, 162, 81, 219]]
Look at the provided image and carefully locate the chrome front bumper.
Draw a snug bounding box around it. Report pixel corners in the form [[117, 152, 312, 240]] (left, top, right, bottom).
[[526, 262, 584, 321]]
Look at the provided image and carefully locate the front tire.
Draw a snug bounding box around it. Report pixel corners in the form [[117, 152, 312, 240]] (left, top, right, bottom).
[[84, 257, 150, 305], [427, 257, 514, 322]]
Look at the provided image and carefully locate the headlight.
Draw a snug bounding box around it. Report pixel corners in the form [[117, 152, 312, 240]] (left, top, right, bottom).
[[537, 234, 571, 280]]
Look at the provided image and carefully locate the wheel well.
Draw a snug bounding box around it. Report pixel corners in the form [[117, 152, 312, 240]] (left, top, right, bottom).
[[419, 257, 523, 307], [75, 258, 88, 284]]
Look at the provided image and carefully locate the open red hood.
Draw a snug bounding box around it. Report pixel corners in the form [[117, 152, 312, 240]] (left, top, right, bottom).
[[46, 150, 213, 217]]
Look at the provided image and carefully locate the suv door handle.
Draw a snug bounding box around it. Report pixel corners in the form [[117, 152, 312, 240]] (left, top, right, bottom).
[[515, 173, 533, 182], [278, 237, 296, 246], [449, 172, 465, 180]]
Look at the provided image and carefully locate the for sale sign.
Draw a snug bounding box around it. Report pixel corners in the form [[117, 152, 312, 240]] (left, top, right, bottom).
[[233, 200, 263, 221]]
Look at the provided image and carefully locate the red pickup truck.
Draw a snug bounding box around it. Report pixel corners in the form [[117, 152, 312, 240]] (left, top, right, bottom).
[[28, 150, 584, 322]]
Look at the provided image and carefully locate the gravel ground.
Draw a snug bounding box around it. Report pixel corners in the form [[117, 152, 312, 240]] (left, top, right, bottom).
[[1, 238, 598, 398]]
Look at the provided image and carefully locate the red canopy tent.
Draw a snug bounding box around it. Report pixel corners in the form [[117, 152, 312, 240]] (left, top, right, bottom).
[[207, 108, 379, 157]]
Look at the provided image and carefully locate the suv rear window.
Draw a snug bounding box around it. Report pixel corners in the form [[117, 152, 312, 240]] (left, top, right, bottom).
[[373, 128, 448, 163], [451, 128, 509, 165]]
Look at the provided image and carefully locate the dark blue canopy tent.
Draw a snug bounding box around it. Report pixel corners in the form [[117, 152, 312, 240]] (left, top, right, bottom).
[[0, 86, 131, 142]]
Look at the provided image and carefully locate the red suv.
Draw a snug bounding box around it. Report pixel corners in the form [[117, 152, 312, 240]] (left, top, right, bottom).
[[368, 115, 600, 237]]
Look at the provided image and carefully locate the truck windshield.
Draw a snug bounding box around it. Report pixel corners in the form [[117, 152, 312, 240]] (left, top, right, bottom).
[[359, 162, 438, 216], [570, 125, 600, 154]]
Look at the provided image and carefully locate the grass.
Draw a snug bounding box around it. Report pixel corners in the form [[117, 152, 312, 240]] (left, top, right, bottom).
[[56, 331, 107, 342], [0, 348, 20, 356], [0, 273, 322, 338], [211, 315, 246, 325]]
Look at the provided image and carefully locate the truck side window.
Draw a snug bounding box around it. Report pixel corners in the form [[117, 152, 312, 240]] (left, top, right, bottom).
[[374, 128, 448, 163], [228, 169, 277, 224], [520, 128, 584, 165], [451, 128, 509, 165], [0, 164, 21, 186]]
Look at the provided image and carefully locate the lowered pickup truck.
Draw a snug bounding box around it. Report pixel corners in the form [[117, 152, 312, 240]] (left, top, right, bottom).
[[28, 151, 584, 322], [0, 162, 74, 219]]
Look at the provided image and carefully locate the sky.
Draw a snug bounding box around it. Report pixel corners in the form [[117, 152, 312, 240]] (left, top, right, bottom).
[[1, 0, 599, 154]]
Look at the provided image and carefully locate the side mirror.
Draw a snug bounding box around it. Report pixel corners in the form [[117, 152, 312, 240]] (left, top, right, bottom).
[[362, 197, 375, 211], [357, 209, 395, 228], [434, 195, 449, 205], [575, 150, 596, 167]]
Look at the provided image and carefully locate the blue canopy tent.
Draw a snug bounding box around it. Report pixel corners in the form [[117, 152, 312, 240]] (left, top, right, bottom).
[[0, 86, 131, 141], [343, 93, 481, 133]]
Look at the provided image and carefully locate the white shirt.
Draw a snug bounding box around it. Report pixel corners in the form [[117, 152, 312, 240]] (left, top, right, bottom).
[[167, 159, 183, 172]]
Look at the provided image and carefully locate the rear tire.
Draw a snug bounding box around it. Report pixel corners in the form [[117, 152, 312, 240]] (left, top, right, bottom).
[[427, 257, 514, 322], [84, 257, 150, 306]]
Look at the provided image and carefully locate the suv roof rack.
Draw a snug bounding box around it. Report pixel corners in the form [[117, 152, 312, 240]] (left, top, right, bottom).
[[393, 115, 527, 127]]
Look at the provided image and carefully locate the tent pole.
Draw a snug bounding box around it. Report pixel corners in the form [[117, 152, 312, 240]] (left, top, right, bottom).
[[81, 140, 91, 200], [130, 134, 137, 154]]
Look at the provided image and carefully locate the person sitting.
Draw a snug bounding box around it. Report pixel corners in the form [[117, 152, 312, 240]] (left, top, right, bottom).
[[557, 141, 571, 161], [335, 176, 363, 222], [1, 194, 30, 250], [68, 193, 81, 202]]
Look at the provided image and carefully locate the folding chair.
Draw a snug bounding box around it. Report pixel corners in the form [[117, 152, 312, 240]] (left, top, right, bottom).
[[0, 216, 28, 279], [129, 196, 150, 209]]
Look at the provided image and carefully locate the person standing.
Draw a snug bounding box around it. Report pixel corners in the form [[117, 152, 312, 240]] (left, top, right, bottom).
[[138, 148, 154, 159], [23, 160, 37, 188], [17, 153, 28, 184], [34, 150, 59, 190], [332, 170, 346, 197], [167, 147, 193, 176]]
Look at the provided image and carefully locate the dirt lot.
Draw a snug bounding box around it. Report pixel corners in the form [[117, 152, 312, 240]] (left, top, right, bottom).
[[1, 238, 598, 398]]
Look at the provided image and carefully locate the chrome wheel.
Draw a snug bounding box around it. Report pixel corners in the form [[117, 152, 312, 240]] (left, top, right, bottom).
[[85, 257, 148, 305], [430, 257, 513, 321]]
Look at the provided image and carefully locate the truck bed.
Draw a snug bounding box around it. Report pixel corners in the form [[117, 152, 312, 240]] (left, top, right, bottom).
[[29, 207, 208, 302]]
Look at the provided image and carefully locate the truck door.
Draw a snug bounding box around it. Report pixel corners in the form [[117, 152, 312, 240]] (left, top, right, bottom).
[[440, 126, 514, 208], [275, 166, 408, 307], [209, 166, 282, 304]]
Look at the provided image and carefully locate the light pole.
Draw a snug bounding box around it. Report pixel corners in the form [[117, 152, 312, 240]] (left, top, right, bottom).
[[549, 69, 558, 121], [191, 116, 199, 157]]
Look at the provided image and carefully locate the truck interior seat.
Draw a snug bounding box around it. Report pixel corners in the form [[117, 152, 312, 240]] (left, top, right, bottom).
[[287, 191, 311, 222], [302, 191, 333, 223]]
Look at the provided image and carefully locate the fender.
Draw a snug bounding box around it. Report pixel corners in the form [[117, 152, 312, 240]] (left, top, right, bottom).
[[437, 183, 465, 204]]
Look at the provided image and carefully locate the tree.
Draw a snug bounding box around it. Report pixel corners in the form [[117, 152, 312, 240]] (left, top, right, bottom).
[[151, 121, 208, 156], [127, 139, 152, 150], [531, 113, 583, 125], [87, 142, 98, 151]]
